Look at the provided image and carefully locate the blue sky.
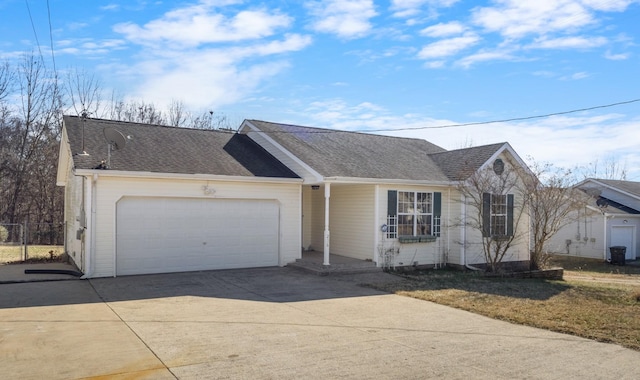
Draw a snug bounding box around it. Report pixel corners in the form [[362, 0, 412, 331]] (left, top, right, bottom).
[[2, 0, 640, 179]]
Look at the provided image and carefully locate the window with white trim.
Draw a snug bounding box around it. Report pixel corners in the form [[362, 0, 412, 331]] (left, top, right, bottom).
[[490, 194, 507, 236], [398, 191, 433, 236], [387, 190, 441, 239], [482, 192, 514, 238]]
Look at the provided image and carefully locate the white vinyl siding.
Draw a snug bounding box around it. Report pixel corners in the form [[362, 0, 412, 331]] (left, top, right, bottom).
[[329, 185, 375, 260]]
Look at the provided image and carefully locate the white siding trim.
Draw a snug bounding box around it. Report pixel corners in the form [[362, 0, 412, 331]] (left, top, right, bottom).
[[75, 169, 302, 184]]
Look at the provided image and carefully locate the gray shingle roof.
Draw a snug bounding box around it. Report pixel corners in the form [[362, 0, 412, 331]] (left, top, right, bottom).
[[594, 179, 640, 199], [428, 143, 506, 181], [64, 116, 298, 178], [246, 120, 452, 181]]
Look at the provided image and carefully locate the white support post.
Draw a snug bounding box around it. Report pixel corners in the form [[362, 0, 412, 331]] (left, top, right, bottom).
[[323, 183, 331, 266]]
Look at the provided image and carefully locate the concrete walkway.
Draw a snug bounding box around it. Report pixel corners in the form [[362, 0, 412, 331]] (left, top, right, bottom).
[[1, 267, 639, 379], [0, 262, 82, 283]]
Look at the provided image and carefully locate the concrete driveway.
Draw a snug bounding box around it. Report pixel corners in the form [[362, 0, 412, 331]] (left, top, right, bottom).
[[1, 267, 639, 380]]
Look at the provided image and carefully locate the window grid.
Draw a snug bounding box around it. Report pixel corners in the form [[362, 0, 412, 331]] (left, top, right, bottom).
[[398, 191, 433, 237], [491, 194, 507, 236]]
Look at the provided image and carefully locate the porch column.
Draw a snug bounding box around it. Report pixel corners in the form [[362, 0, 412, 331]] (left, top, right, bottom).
[[323, 183, 331, 266]]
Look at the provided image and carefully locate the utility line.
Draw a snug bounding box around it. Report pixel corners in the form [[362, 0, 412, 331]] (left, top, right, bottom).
[[365, 98, 640, 132], [257, 98, 640, 134], [46, 0, 57, 76], [24, 0, 45, 63]]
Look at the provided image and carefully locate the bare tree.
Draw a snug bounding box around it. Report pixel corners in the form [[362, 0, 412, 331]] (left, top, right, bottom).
[[522, 161, 594, 269], [1, 54, 62, 225], [457, 160, 528, 272], [579, 156, 628, 180], [167, 99, 189, 127], [0, 60, 14, 102], [64, 67, 103, 117], [106, 95, 167, 125]]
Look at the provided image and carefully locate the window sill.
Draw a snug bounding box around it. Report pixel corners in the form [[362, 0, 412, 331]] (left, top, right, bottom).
[[398, 235, 437, 244]]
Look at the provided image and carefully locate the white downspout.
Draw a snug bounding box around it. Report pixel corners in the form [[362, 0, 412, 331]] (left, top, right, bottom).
[[373, 185, 379, 264], [447, 187, 451, 266], [81, 174, 97, 279], [603, 213, 609, 261], [461, 194, 466, 267], [323, 183, 331, 266]]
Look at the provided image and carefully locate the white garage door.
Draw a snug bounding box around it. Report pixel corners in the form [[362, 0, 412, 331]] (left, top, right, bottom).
[[116, 197, 279, 276]]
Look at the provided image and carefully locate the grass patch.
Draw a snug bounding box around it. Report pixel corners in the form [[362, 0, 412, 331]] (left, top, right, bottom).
[[0, 245, 64, 264], [372, 268, 640, 351], [550, 254, 640, 277]]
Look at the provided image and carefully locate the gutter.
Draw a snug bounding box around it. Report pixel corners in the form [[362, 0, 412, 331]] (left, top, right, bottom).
[[74, 169, 303, 184], [321, 176, 453, 187]]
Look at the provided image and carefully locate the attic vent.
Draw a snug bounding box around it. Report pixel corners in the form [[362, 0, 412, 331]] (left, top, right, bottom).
[[493, 159, 504, 175]]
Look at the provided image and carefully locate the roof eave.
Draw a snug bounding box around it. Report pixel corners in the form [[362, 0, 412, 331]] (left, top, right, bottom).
[[577, 178, 640, 202], [321, 176, 454, 186], [73, 169, 303, 184]]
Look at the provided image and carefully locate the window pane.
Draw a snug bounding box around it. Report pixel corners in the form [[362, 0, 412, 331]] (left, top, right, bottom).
[[488, 194, 508, 236], [416, 214, 432, 235], [491, 215, 506, 236], [416, 192, 432, 213], [398, 215, 413, 236], [398, 191, 414, 214]]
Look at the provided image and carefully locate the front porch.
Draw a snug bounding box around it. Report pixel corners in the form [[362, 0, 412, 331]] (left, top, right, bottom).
[[287, 250, 381, 276]]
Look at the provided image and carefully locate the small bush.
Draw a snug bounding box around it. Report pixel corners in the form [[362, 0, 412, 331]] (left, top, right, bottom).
[[0, 226, 8, 242]]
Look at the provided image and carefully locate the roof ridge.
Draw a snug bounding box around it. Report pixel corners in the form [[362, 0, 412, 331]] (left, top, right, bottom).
[[64, 115, 236, 134], [247, 119, 446, 146]]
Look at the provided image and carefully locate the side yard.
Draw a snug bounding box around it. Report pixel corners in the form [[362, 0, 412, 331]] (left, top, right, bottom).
[[371, 255, 640, 351], [0, 245, 65, 264]]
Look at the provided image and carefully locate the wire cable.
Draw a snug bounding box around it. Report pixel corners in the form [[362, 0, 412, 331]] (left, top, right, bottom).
[[256, 98, 640, 134], [365, 98, 640, 132], [24, 0, 44, 63], [46, 0, 57, 76]]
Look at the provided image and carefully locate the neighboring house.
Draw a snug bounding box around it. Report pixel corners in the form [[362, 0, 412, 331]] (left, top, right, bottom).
[[57, 116, 532, 278], [548, 179, 640, 261]]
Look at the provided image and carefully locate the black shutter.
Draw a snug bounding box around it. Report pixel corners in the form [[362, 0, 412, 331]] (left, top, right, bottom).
[[387, 190, 397, 216], [433, 192, 442, 236], [506, 194, 514, 236], [482, 192, 491, 237]]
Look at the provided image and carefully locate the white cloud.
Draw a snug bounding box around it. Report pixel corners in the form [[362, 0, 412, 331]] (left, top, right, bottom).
[[572, 71, 590, 80], [605, 51, 630, 60], [306, 0, 377, 39], [418, 33, 480, 59], [123, 32, 311, 109], [100, 4, 120, 11], [420, 21, 466, 37], [114, 4, 291, 46], [390, 0, 460, 18], [455, 50, 516, 68], [105, 2, 314, 110], [528, 36, 608, 49], [471, 1, 594, 38], [56, 38, 127, 56], [580, 0, 637, 12], [294, 97, 640, 179]]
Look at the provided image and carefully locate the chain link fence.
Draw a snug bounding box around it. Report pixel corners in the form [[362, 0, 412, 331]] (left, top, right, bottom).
[[0, 223, 64, 263]]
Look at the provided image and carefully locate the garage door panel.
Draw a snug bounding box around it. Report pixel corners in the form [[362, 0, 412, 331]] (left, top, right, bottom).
[[116, 197, 279, 276]]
